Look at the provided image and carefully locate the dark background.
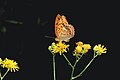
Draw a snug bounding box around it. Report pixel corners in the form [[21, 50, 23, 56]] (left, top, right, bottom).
[[0, 0, 118, 80]]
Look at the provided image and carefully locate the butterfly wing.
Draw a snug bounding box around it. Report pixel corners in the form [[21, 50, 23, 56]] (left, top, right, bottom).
[[55, 14, 62, 38], [55, 14, 68, 39], [61, 15, 68, 26], [55, 14, 75, 42]]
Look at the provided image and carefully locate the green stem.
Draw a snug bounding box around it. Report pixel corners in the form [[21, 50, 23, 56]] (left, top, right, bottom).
[[63, 54, 73, 68], [70, 55, 83, 80], [62, 54, 75, 80], [0, 72, 2, 80], [1, 69, 9, 80], [72, 57, 95, 79], [70, 60, 77, 80], [53, 55, 56, 80], [70, 67, 74, 80]]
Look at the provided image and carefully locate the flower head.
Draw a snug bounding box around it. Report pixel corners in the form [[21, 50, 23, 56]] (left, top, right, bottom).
[[75, 46, 82, 53], [93, 44, 107, 55], [76, 41, 83, 46], [82, 44, 91, 53], [48, 41, 69, 55], [74, 41, 91, 56], [1, 58, 20, 72]]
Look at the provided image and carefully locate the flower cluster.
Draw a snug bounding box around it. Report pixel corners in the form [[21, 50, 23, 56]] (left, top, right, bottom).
[[48, 41, 69, 55], [74, 41, 91, 54], [48, 40, 107, 80], [48, 41, 107, 56], [72, 41, 91, 58], [0, 58, 20, 72]]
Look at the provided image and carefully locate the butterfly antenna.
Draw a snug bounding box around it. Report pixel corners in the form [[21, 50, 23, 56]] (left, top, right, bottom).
[[44, 36, 55, 39]]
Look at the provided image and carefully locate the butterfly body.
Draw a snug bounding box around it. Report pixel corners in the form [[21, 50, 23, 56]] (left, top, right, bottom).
[[55, 14, 75, 42]]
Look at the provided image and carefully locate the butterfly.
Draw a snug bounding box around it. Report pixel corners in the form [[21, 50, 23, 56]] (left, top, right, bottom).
[[55, 14, 75, 42]]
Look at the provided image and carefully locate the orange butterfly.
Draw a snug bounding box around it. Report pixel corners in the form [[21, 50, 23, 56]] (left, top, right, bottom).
[[55, 14, 75, 42]]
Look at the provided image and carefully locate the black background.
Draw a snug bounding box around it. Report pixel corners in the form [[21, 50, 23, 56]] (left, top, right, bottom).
[[0, 0, 118, 80]]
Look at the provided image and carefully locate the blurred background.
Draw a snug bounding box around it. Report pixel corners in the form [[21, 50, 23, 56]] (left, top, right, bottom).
[[0, 0, 118, 80]]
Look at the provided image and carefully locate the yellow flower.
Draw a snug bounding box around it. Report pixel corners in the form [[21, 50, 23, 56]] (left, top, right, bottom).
[[74, 41, 91, 56], [48, 41, 69, 55], [75, 46, 82, 53], [93, 44, 107, 55], [76, 41, 83, 46], [82, 44, 91, 50], [1, 58, 20, 72], [82, 44, 91, 53]]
